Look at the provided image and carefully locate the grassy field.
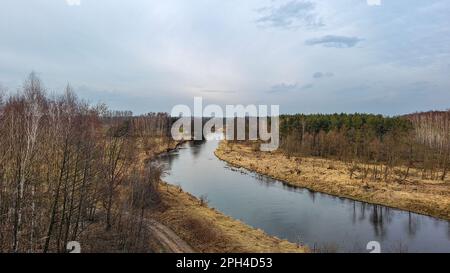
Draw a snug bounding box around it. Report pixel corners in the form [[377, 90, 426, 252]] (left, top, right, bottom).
[[215, 141, 450, 221]]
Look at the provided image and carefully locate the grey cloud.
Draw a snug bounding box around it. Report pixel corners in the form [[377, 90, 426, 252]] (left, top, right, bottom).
[[75, 85, 176, 114], [268, 83, 298, 93], [257, 1, 323, 29], [1, 1, 449, 116], [409, 81, 437, 95], [305, 35, 362, 48], [268, 83, 313, 93], [300, 83, 314, 90], [313, 72, 334, 79], [201, 89, 237, 94]]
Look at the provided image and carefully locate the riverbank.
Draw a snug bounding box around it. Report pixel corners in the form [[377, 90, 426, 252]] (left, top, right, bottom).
[[215, 141, 450, 221], [151, 182, 307, 253], [144, 138, 307, 253]]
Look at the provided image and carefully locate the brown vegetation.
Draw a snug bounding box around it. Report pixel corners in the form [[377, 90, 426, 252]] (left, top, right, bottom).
[[0, 73, 174, 252], [151, 182, 308, 253], [215, 141, 450, 221], [279, 113, 449, 183]]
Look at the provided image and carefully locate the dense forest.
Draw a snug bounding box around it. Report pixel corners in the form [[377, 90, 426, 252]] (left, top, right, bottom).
[[279, 112, 450, 182], [0, 74, 172, 252]]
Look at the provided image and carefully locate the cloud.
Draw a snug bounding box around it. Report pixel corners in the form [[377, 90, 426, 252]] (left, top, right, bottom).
[[268, 83, 298, 93], [200, 89, 236, 94], [268, 83, 313, 93], [66, 0, 81, 6], [313, 72, 334, 79], [256, 1, 323, 29], [305, 35, 362, 48], [367, 0, 382, 6], [1, 1, 449, 116], [300, 83, 314, 90]]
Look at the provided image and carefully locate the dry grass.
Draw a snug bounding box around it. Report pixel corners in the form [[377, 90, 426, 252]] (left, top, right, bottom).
[[215, 141, 450, 221], [136, 137, 182, 166], [151, 183, 308, 253]]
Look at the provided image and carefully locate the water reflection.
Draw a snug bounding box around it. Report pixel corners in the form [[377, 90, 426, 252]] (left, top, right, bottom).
[[448, 223, 450, 239], [248, 166, 416, 240], [190, 140, 206, 159], [309, 191, 316, 203], [369, 206, 387, 238], [160, 139, 450, 252], [247, 167, 435, 243], [406, 213, 419, 238]]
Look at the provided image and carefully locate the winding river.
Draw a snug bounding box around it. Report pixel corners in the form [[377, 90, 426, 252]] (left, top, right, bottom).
[[159, 137, 450, 253]]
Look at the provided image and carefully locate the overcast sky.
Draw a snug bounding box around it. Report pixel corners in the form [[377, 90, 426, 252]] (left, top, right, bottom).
[[1, 0, 449, 115]]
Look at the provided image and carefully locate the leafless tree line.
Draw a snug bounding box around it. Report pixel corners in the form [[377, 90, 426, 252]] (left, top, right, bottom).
[[0, 73, 171, 252], [407, 111, 450, 181]]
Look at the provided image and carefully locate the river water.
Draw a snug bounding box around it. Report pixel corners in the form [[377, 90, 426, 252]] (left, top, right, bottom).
[[158, 138, 450, 253]]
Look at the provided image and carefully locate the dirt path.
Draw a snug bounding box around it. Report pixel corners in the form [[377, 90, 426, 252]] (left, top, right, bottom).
[[134, 139, 194, 253], [144, 218, 195, 253]]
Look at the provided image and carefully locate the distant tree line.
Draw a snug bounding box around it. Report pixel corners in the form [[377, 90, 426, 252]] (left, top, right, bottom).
[[279, 112, 449, 182]]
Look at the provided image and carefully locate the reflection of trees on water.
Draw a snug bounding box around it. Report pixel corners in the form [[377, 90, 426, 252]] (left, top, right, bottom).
[[190, 140, 206, 159], [226, 166, 274, 188], [351, 203, 426, 240], [359, 202, 366, 222], [405, 212, 420, 238], [309, 191, 316, 202], [255, 173, 274, 186], [253, 172, 309, 194], [448, 223, 450, 240], [245, 172, 431, 244], [350, 202, 402, 239], [156, 150, 180, 175], [369, 205, 389, 238], [254, 173, 290, 190]]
